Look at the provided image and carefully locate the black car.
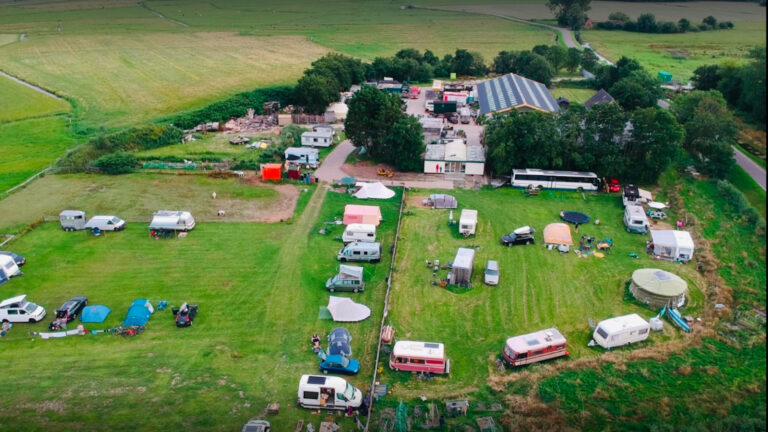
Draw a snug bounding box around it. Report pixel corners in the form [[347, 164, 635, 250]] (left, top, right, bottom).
[[0, 251, 25, 266], [327, 327, 352, 357], [501, 226, 536, 246], [173, 302, 198, 327], [49, 296, 88, 330]]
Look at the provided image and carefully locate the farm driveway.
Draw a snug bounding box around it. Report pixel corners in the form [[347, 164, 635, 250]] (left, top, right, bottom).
[[315, 139, 355, 183]]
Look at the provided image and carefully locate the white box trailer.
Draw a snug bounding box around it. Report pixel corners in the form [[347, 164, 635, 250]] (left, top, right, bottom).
[[591, 313, 650, 349], [459, 209, 478, 236], [0, 255, 21, 285], [60, 210, 87, 231], [297, 375, 362, 410], [342, 223, 376, 244], [149, 211, 195, 232]]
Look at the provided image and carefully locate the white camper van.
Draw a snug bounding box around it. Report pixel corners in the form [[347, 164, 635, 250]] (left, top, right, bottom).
[[337, 242, 381, 263], [0, 295, 46, 323], [84, 215, 126, 232], [342, 224, 376, 244], [591, 313, 650, 349], [297, 375, 363, 410], [149, 211, 195, 232], [623, 205, 649, 234], [459, 209, 478, 236]]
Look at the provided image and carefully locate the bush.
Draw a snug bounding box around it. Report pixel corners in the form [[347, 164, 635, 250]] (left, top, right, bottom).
[[93, 152, 138, 174], [231, 160, 259, 170], [716, 180, 765, 227]]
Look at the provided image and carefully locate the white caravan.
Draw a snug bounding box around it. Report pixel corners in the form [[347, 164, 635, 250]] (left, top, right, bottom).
[[297, 375, 363, 410], [591, 313, 650, 349], [342, 224, 376, 244]]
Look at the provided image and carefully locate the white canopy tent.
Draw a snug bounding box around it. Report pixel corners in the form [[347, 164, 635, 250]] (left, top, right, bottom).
[[650, 230, 695, 262], [353, 182, 395, 199], [327, 296, 371, 322]]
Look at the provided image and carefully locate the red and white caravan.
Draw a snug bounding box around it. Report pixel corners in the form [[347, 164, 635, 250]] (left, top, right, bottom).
[[502, 328, 568, 367], [389, 341, 450, 374]]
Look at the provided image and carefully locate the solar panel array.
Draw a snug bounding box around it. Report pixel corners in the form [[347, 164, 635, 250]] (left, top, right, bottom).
[[477, 73, 559, 115]]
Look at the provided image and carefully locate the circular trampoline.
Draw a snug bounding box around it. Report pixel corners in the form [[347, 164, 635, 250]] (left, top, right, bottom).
[[560, 211, 590, 225], [629, 268, 688, 308]]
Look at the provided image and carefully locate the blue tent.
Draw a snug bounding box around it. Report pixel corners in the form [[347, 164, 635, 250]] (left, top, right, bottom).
[[81, 305, 111, 323], [122, 299, 154, 327]]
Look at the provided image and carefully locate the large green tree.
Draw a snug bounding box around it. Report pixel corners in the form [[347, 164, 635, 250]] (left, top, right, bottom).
[[547, 0, 591, 30], [625, 108, 684, 183], [609, 70, 662, 111], [294, 73, 339, 114], [382, 116, 425, 171]]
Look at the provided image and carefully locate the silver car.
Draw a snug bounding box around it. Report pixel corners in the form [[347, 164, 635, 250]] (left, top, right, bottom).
[[484, 260, 499, 286]]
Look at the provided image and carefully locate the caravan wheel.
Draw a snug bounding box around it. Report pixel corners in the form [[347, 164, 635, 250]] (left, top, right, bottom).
[[353, 288, 359, 293]]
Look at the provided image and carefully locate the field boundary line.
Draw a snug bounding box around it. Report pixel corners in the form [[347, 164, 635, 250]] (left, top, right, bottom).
[[138, 1, 190, 27], [0, 69, 66, 102], [1, 167, 54, 200], [364, 187, 406, 430], [0, 234, 14, 248]]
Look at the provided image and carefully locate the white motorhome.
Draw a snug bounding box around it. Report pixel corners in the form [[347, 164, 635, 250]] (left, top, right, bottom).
[[0, 294, 46, 323], [297, 375, 363, 410], [84, 215, 126, 231], [337, 242, 381, 263], [342, 224, 376, 244], [149, 211, 195, 232], [459, 209, 478, 236], [591, 313, 650, 349], [623, 205, 649, 234]]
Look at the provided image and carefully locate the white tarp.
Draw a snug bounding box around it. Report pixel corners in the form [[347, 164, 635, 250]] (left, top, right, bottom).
[[638, 188, 653, 203], [648, 201, 667, 210], [327, 296, 371, 322], [353, 182, 395, 199]]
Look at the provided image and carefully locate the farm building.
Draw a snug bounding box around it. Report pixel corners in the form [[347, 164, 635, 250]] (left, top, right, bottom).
[[450, 247, 475, 286], [650, 230, 695, 262], [629, 268, 688, 308], [325, 103, 348, 121], [343, 205, 382, 226], [477, 73, 559, 116], [261, 163, 282, 181], [423, 139, 485, 175], [584, 89, 616, 110], [301, 130, 334, 147]]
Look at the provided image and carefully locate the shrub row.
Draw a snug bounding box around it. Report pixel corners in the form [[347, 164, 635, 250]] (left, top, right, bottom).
[[716, 180, 766, 231]]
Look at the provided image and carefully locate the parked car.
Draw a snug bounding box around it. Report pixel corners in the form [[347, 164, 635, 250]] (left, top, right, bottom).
[[84, 215, 126, 231], [484, 260, 500, 286], [447, 113, 459, 124], [56, 296, 88, 322], [327, 327, 352, 357], [172, 302, 198, 327], [608, 178, 621, 193], [0, 295, 46, 323], [241, 419, 271, 432], [0, 251, 25, 266], [501, 226, 536, 246], [318, 351, 360, 375]]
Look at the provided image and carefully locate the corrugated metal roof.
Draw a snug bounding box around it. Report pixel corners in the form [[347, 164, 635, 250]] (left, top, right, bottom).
[[477, 73, 559, 115], [584, 89, 616, 109], [466, 145, 485, 162], [424, 144, 445, 160]]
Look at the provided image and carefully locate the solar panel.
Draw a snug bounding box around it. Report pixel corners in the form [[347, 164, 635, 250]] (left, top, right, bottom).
[[424, 342, 440, 349], [526, 338, 540, 346], [307, 376, 326, 384]]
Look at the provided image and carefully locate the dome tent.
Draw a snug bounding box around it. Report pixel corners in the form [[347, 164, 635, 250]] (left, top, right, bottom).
[[629, 268, 688, 308]]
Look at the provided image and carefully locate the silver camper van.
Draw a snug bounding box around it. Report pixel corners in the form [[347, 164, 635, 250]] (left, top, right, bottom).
[[623, 205, 649, 234], [60, 210, 87, 231], [297, 375, 363, 411], [84, 215, 126, 231], [337, 242, 381, 263]]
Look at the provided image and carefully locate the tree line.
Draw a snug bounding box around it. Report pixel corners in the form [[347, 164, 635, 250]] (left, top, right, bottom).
[[596, 12, 733, 33], [691, 48, 766, 129]]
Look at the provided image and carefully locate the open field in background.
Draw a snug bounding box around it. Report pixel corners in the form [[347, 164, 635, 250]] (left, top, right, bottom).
[[584, 22, 766, 81], [0, 117, 75, 193], [0, 185, 402, 431], [0, 173, 308, 233], [550, 87, 596, 105], [377, 188, 704, 412], [0, 33, 329, 127], [0, 33, 17, 46], [0, 73, 70, 123], [434, 1, 767, 22]]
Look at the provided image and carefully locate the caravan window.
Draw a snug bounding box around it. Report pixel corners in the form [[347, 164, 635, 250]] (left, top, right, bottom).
[[639, 328, 648, 335], [596, 327, 608, 339], [303, 391, 319, 400]]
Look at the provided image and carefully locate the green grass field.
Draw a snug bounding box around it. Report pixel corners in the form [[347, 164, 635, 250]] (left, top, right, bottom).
[[550, 87, 596, 105], [0, 73, 70, 123], [0, 116, 75, 194], [0, 182, 402, 431], [377, 188, 704, 411], [583, 21, 766, 81]]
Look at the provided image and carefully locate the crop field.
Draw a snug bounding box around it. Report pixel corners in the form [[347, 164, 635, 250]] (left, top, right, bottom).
[[372, 188, 704, 419], [0, 73, 70, 123], [0, 182, 403, 431]]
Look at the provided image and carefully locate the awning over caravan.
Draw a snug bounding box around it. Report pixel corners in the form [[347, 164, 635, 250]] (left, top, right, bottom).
[[149, 215, 180, 230], [543, 223, 573, 245], [353, 182, 395, 199], [343, 205, 382, 226], [327, 296, 371, 322]]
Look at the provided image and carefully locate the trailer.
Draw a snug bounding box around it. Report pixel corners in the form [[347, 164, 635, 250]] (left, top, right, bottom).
[[591, 314, 650, 349]]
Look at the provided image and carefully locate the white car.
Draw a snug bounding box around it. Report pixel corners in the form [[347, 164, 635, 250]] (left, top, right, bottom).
[[0, 295, 47, 323], [484, 260, 500, 286], [84, 215, 126, 231]]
